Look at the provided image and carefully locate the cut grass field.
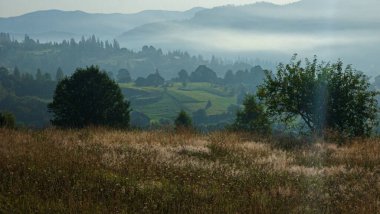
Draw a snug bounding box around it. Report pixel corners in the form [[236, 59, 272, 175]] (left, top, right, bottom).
[[0, 128, 379, 213], [119, 82, 236, 121]]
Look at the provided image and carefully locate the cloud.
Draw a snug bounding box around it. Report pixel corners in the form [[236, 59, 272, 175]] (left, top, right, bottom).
[[146, 26, 378, 53]]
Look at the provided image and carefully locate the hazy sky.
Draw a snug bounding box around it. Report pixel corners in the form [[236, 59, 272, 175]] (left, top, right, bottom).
[[0, 0, 298, 17]]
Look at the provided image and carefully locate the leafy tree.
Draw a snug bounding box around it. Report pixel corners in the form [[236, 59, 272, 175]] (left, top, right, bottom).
[[117, 68, 132, 83], [175, 110, 192, 130], [0, 111, 15, 128], [190, 65, 217, 83], [233, 94, 271, 134], [258, 55, 378, 137], [48, 66, 131, 128], [146, 70, 165, 86], [135, 70, 165, 87]]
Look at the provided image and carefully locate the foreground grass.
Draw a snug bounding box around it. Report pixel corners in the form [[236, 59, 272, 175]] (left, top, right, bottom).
[[0, 128, 379, 213]]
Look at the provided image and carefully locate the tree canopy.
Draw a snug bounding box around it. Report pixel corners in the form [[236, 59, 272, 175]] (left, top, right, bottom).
[[258, 55, 378, 137], [134, 70, 165, 87], [48, 66, 131, 128], [190, 65, 218, 83]]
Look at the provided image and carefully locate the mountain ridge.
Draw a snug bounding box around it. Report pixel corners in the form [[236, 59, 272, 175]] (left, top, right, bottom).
[[0, 7, 205, 40], [0, 0, 379, 75]]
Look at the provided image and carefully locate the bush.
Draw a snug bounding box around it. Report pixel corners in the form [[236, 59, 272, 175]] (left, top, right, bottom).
[[232, 94, 271, 134], [48, 66, 131, 128], [175, 110, 192, 131]]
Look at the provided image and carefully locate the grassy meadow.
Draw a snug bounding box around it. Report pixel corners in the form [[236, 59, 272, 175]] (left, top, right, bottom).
[[0, 128, 379, 213]]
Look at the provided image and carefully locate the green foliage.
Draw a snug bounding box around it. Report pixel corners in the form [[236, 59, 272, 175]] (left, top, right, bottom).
[[223, 66, 265, 86], [258, 55, 378, 137], [175, 110, 192, 130], [0, 94, 50, 128], [0, 67, 54, 127], [134, 71, 165, 87], [0, 111, 15, 128], [48, 66, 131, 128], [190, 65, 218, 83], [232, 94, 271, 134], [0, 33, 262, 81]]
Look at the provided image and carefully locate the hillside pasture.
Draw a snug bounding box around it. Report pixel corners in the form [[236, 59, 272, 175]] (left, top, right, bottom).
[[120, 82, 236, 121]]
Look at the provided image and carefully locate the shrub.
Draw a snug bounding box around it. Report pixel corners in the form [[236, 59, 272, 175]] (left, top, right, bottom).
[[175, 110, 192, 131], [232, 94, 271, 134]]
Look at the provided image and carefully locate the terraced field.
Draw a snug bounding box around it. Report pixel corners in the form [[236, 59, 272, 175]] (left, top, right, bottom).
[[120, 82, 237, 121]]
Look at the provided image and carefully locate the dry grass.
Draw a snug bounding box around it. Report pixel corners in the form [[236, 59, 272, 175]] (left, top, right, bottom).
[[0, 128, 379, 213]]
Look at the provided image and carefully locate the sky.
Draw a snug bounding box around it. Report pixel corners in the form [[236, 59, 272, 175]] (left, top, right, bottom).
[[0, 0, 298, 17]]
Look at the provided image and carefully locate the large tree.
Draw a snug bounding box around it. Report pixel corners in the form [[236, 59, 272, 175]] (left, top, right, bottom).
[[48, 66, 131, 128], [258, 55, 378, 137], [190, 65, 218, 83]]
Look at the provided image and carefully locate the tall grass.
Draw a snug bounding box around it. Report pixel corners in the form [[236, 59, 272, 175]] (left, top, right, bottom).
[[0, 128, 379, 213]]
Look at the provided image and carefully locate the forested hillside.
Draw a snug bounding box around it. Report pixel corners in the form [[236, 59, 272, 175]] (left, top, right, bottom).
[[0, 34, 270, 128], [0, 33, 273, 79]]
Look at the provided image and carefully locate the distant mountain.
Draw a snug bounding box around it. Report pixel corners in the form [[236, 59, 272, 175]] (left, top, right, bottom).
[[0, 8, 204, 41], [1, 0, 380, 75], [117, 0, 380, 75]]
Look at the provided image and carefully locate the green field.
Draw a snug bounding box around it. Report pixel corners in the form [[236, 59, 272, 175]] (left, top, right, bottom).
[[119, 82, 237, 121]]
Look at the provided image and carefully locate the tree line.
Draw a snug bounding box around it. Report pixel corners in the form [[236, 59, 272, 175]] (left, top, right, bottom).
[[5, 55, 371, 142], [0, 32, 272, 79]]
